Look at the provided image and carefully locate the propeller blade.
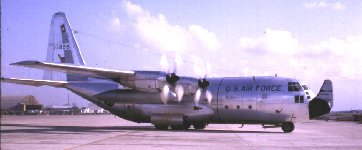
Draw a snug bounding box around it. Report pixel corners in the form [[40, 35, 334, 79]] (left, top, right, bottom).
[[194, 88, 202, 106], [192, 59, 212, 79], [160, 54, 169, 73], [174, 53, 183, 73], [206, 90, 212, 104], [160, 85, 170, 104], [160, 84, 179, 104], [204, 62, 212, 78], [175, 85, 184, 102]]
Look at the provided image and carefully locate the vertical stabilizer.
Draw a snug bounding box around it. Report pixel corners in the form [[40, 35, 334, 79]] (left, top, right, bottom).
[[44, 12, 87, 81], [309, 79, 333, 119], [316, 80, 333, 108]]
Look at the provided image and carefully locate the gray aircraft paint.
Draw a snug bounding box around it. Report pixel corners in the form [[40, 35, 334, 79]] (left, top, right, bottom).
[[44, 12, 86, 81]]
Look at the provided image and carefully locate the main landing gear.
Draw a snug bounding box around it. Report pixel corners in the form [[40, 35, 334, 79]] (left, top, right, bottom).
[[154, 124, 169, 130], [154, 122, 207, 130], [193, 123, 207, 129]]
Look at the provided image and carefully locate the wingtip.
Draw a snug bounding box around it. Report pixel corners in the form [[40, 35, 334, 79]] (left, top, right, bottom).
[[1, 77, 12, 82], [10, 61, 41, 66]]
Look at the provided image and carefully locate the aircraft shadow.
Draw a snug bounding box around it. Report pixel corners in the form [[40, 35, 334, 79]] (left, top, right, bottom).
[[1, 123, 282, 134], [1, 123, 153, 134]]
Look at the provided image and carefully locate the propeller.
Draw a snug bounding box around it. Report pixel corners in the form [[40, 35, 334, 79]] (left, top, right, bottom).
[[194, 78, 212, 106], [159, 54, 185, 104], [160, 84, 177, 104], [193, 61, 213, 106]]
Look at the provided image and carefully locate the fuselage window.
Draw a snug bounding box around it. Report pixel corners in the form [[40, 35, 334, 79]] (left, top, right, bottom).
[[294, 96, 304, 103], [288, 82, 302, 92], [236, 105, 240, 109]]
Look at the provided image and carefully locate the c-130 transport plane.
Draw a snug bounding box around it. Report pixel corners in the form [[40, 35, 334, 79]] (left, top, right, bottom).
[[2, 12, 333, 133]]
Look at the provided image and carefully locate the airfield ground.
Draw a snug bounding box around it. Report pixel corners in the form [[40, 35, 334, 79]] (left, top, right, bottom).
[[1, 115, 361, 150]]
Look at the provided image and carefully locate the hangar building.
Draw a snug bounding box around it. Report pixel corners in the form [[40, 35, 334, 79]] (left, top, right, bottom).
[[1, 95, 43, 115]]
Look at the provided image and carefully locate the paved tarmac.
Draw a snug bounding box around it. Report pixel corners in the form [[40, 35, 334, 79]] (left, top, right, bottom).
[[1, 115, 361, 150]]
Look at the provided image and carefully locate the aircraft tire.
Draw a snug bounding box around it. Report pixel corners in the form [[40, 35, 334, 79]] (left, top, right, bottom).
[[183, 123, 191, 130], [154, 124, 169, 130], [193, 123, 207, 129], [170, 125, 184, 130], [281, 122, 295, 133], [170, 122, 192, 130]]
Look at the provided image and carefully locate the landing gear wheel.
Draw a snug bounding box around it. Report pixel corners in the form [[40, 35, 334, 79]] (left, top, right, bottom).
[[171, 125, 184, 130], [154, 124, 169, 130], [281, 122, 295, 133], [170, 123, 191, 130], [193, 123, 207, 129], [183, 123, 191, 130]]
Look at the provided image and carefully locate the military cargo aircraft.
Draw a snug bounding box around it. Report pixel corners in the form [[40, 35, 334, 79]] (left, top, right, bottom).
[[2, 12, 333, 133]]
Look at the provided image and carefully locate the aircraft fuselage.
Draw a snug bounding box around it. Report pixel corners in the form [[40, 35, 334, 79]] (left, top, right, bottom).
[[69, 76, 309, 126]]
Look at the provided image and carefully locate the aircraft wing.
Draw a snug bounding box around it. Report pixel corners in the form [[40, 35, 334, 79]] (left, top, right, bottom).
[[11, 61, 135, 79], [1, 77, 67, 88]]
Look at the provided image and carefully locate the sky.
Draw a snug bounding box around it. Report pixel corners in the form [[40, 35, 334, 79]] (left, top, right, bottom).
[[1, 0, 362, 110]]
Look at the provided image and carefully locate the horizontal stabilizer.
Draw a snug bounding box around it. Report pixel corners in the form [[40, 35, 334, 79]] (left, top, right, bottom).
[[11, 61, 134, 79], [1, 77, 67, 88]]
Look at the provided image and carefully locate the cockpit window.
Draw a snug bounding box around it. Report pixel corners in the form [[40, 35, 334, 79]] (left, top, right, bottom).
[[288, 82, 302, 92], [302, 85, 309, 90]]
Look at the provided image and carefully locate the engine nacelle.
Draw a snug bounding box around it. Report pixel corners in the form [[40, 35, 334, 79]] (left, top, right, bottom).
[[118, 71, 199, 94], [119, 71, 165, 92]]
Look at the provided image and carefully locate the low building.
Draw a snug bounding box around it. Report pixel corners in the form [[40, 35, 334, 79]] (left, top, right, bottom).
[[83, 103, 110, 114], [352, 114, 362, 123], [80, 107, 94, 114], [46, 105, 81, 115], [80, 107, 110, 115], [1, 95, 43, 115], [95, 108, 110, 114]]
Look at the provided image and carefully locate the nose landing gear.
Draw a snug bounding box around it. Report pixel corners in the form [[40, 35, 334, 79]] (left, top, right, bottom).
[[281, 122, 295, 133]]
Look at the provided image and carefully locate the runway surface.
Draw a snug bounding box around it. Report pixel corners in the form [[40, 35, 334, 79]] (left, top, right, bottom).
[[1, 115, 361, 150]]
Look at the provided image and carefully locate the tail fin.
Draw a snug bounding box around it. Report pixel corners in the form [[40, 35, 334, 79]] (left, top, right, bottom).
[[309, 80, 333, 119], [316, 80, 333, 108], [44, 12, 87, 81]]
